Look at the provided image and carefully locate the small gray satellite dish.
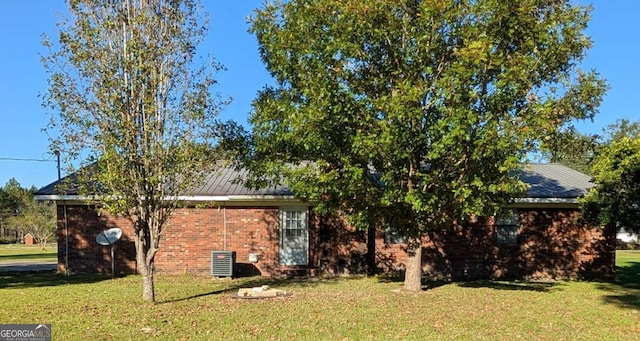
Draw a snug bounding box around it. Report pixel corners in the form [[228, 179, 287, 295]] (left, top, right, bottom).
[[96, 227, 122, 246], [96, 228, 123, 278]]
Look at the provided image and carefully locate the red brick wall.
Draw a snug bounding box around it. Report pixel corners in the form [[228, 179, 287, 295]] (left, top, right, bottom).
[[56, 205, 136, 275], [56, 205, 614, 280], [155, 207, 280, 276], [57, 205, 285, 276], [515, 208, 615, 280], [311, 214, 368, 275], [374, 208, 615, 281]]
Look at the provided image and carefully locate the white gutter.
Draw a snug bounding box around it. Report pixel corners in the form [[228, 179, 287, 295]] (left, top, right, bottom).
[[34, 195, 97, 201], [513, 198, 578, 204], [173, 195, 297, 201], [174, 195, 231, 201], [38, 194, 576, 205], [228, 195, 297, 201], [35, 194, 299, 203]]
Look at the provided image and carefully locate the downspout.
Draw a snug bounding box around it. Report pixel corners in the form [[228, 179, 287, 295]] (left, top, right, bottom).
[[63, 201, 69, 277], [223, 205, 227, 251], [55, 151, 69, 277]]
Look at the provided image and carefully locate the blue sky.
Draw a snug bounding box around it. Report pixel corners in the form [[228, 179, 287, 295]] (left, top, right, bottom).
[[0, 1, 638, 189]]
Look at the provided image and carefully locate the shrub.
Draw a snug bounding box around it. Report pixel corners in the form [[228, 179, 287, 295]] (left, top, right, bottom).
[[616, 239, 640, 250]]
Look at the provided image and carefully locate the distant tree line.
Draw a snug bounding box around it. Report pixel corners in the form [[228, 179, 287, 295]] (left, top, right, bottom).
[[546, 119, 640, 175], [0, 178, 56, 248]]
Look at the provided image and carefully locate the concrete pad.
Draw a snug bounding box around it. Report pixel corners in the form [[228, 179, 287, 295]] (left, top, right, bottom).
[[234, 285, 292, 299]]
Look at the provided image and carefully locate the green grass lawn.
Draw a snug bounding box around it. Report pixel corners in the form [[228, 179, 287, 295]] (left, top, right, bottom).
[[0, 243, 57, 262], [1, 252, 639, 340]]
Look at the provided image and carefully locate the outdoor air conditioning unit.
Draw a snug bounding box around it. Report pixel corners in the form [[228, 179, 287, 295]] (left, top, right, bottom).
[[211, 251, 235, 277]]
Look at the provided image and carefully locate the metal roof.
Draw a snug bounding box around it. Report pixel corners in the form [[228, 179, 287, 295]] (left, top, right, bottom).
[[183, 166, 292, 197], [35, 163, 592, 200], [33, 165, 292, 198], [518, 163, 593, 198]]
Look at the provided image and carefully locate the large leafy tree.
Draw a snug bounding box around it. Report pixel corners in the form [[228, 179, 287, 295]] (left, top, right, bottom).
[[248, 0, 606, 291], [42, 0, 227, 302], [580, 119, 640, 235], [581, 137, 640, 235]]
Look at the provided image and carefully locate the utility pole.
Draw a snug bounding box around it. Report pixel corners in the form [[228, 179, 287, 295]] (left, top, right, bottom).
[[54, 150, 61, 180]]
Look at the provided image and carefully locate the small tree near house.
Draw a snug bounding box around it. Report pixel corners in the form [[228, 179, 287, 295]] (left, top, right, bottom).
[[7, 200, 57, 249], [247, 0, 606, 291], [42, 0, 228, 302]]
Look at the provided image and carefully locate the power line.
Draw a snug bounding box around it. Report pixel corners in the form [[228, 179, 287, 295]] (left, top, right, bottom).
[[0, 157, 55, 163]]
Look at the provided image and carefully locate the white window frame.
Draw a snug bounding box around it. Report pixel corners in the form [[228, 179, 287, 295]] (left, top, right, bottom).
[[496, 209, 519, 245]]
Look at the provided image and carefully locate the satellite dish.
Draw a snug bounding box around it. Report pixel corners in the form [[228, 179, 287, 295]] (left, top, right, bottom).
[[96, 228, 123, 278], [96, 227, 122, 246]]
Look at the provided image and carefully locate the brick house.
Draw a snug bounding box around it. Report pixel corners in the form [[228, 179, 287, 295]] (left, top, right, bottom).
[[34, 163, 615, 280]]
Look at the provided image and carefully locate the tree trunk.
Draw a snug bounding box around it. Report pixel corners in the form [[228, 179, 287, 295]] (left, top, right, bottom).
[[136, 235, 155, 303], [404, 237, 423, 292], [141, 263, 155, 302]]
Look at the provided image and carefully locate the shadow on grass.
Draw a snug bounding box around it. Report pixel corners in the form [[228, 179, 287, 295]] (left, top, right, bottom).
[[0, 271, 125, 289], [157, 276, 342, 304], [377, 273, 560, 292], [596, 261, 640, 309], [376, 274, 450, 290], [457, 280, 560, 292]]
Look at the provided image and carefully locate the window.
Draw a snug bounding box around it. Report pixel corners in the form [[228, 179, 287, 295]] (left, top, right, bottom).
[[384, 225, 406, 245], [496, 209, 519, 245], [281, 210, 306, 237]]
